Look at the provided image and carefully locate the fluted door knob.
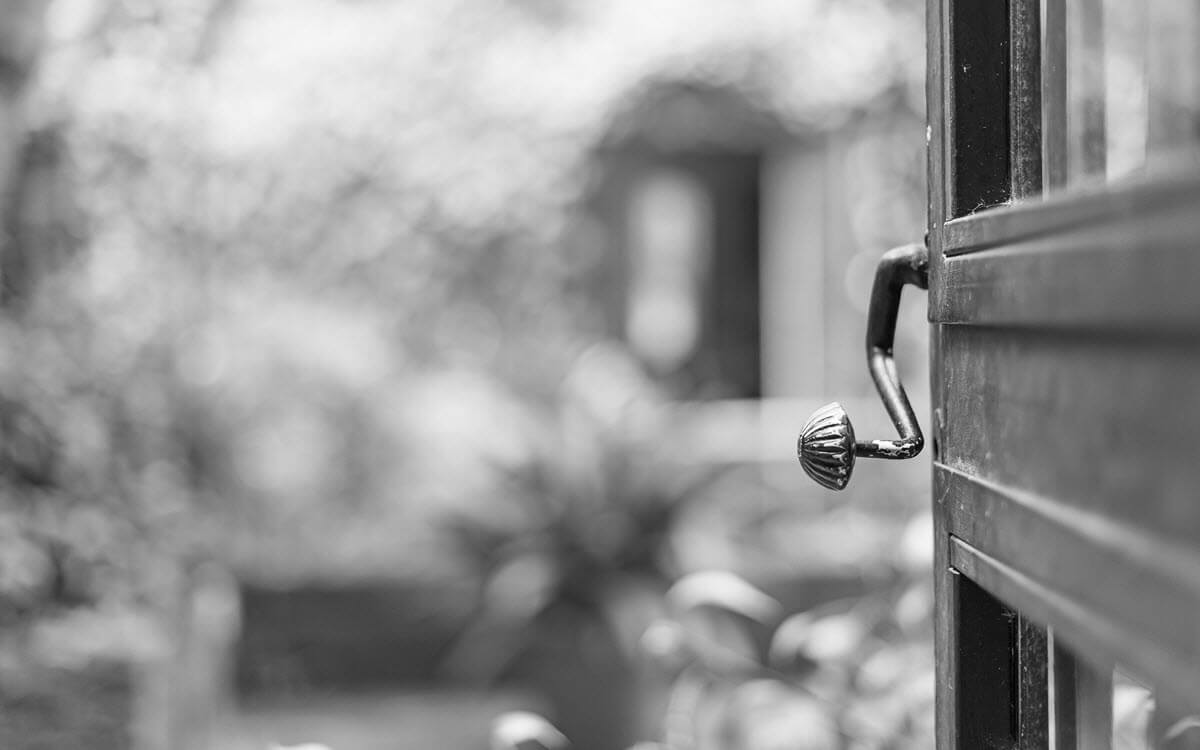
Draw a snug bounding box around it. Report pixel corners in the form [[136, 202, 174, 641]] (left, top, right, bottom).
[[797, 402, 856, 490], [796, 243, 928, 490]]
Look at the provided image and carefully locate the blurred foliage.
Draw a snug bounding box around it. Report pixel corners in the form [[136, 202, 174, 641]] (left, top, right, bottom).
[[0, 0, 930, 744], [662, 530, 935, 749], [439, 345, 726, 683], [0, 0, 925, 611], [509, 560, 935, 750]]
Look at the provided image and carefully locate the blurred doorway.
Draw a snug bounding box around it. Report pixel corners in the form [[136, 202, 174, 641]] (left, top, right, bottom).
[[585, 82, 773, 400]]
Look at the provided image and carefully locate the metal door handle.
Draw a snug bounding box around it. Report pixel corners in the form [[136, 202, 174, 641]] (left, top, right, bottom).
[[797, 242, 928, 490]]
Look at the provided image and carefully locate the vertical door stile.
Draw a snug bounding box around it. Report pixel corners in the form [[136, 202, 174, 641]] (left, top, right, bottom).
[[1010, 2, 1052, 746], [936, 0, 1054, 746], [928, 0, 954, 743], [1010, 0, 1043, 200]]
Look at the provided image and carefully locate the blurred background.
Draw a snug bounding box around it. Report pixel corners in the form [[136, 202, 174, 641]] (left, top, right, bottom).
[[0, 1, 934, 748]]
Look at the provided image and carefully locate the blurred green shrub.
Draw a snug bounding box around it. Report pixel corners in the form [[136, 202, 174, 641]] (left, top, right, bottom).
[[438, 344, 730, 750], [439, 344, 726, 680]]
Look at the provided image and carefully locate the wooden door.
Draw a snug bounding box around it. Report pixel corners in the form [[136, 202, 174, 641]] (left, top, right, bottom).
[[799, 1, 1200, 747], [928, 0, 1200, 747]]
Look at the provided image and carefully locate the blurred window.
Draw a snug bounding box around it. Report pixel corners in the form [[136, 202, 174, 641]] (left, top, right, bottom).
[[1049, 0, 1200, 191], [625, 168, 712, 375]]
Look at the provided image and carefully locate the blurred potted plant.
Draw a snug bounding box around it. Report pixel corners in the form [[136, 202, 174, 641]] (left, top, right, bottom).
[[438, 343, 727, 750]]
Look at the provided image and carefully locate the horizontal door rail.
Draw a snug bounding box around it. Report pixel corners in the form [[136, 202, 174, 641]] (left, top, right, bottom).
[[941, 169, 1200, 257], [939, 465, 1200, 704], [932, 174, 1200, 329]]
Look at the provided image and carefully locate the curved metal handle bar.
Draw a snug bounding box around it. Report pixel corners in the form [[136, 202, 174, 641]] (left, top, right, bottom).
[[797, 242, 928, 490]]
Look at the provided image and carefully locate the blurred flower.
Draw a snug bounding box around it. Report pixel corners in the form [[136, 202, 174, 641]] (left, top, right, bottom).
[[492, 711, 570, 750]]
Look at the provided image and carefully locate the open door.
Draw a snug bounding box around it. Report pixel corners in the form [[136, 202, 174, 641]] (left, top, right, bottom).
[[798, 1, 1200, 746]]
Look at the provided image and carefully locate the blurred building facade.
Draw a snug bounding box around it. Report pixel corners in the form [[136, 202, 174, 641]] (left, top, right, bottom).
[[588, 81, 928, 405]]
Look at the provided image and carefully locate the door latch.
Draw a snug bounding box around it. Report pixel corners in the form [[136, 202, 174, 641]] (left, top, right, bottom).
[[797, 242, 928, 490]]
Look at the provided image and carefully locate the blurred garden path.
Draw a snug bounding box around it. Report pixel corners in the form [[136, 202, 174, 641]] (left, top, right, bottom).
[[221, 689, 540, 750]]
